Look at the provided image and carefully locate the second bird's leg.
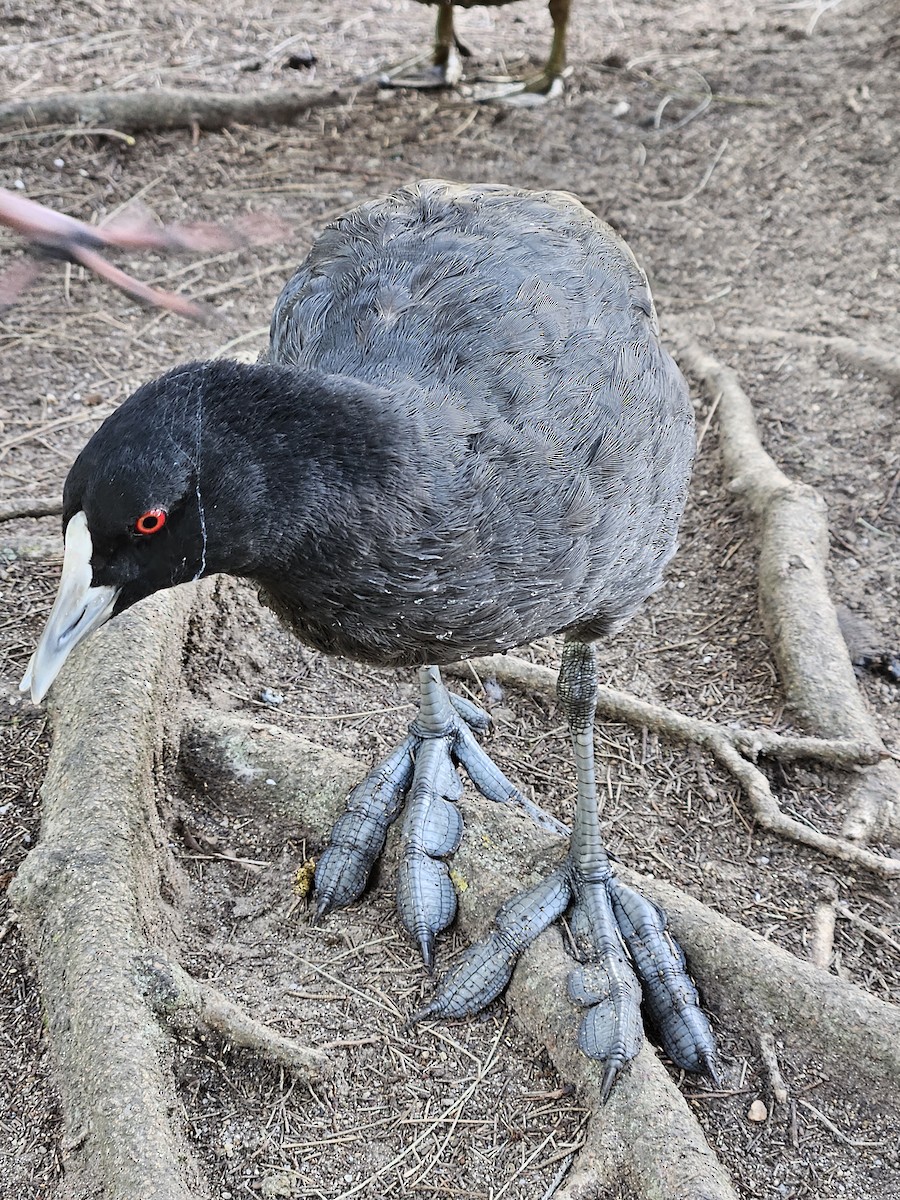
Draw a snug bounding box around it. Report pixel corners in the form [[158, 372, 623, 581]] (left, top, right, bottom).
[[415, 640, 718, 1098], [472, 0, 570, 105], [380, 3, 467, 90], [313, 664, 567, 966]]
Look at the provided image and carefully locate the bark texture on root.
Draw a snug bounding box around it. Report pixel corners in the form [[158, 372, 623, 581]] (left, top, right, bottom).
[[182, 707, 739, 1200], [720, 324, 900, 391], [9, 589, 203, 1200], [8, 587, 327, 1200], [447, 655, 897, 879], [0, 86, 351, 134], [670, 326, 899, 850]]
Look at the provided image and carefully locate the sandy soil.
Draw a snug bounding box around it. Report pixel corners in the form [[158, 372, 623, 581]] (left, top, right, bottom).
[[0, 1, 898, 1197]]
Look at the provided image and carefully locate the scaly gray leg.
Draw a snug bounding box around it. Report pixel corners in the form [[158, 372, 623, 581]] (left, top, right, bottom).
[[414, 641, 718, 1098], [314, 665, 567, 968]]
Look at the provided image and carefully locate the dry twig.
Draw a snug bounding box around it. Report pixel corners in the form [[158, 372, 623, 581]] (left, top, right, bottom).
[[757, 1032, 789, 1106], [809, 900, 838, 969], [138, 952, 329, 1080], [0, 495, 62, 522]]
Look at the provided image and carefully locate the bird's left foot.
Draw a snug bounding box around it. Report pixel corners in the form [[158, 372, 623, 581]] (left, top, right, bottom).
[[313, 666, 567, 968], [413, 857, 718, 1098]]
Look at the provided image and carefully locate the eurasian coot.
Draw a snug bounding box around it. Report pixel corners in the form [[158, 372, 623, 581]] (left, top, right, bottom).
[[23, 180, 716, 1096]]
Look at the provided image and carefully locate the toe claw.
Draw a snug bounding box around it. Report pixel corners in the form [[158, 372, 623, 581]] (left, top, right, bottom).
[[397, 846, 459, 965], [419, 933, 436, 973], [599, 1062, 620, 1105], [698, 1045, 722, 1087]]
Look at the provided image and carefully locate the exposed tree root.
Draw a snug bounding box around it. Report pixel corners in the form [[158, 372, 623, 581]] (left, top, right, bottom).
[[720, 324, 900, 391], [669, 326, 899, 845], [0, 495, 62, 522], [184, 707, 900, 1191], [446, 654, 898, 879], [670, 329, 883, 743], [0, 86, 352, 135], [670, 326, 900, 968], [8, 587, 327, 1200], [137, 951, 330, 1079]]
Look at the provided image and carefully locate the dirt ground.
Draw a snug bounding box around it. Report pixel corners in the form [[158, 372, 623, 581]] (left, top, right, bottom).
[[1, 0, 898, 1197]]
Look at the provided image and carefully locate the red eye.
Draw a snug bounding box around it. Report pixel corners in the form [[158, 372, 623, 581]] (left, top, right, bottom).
[[135, 508, 167, 536]]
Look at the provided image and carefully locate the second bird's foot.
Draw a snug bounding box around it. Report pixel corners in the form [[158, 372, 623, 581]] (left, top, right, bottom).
[[413, 858, 718, 1098], [469, 66, 570, 106], [313, 666, 567, 967]]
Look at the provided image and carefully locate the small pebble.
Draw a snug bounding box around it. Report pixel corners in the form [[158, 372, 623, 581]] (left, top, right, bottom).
[[260, 687, 284, 706], [260, 1175, 294, 1199], [748, 1099, 768, 1122]]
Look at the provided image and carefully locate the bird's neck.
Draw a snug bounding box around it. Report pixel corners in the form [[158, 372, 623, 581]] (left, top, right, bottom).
[[201, 361, 413, 580]]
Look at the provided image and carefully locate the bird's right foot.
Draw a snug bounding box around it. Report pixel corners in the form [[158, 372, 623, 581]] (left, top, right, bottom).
[[412, 856, 719, 1099]]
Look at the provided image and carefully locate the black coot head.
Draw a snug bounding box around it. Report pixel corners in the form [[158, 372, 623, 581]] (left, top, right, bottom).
[[23, 362, 220, 703], [63, 364, 211, 615]]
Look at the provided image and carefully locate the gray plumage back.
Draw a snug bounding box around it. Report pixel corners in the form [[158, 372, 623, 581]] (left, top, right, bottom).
[[267, 180, 693, 660]]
